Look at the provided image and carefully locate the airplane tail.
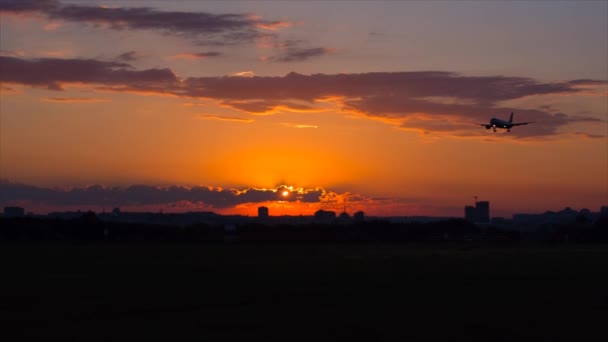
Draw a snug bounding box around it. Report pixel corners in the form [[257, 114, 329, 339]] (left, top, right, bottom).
[[509, 112, 514, 123]]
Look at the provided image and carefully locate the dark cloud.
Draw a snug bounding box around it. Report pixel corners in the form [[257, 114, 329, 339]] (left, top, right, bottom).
[[0, 0, 58, 13], [1, 55, 603, 137], [0, 181, 343, 209], [0, 0, 284, 46], [271, 47, 332, 62], [181, 71, 581, 103], [567, 79, 608, 86], [168, 52, 222, 60], [115, 51, 138, 62], [43, 97, 110, 103], [0, 56, 177, 90], [180, 71, 603, 138], [262, 40, 332, 62], [219, 99, 317, 114], [194, 51, 222, 58]]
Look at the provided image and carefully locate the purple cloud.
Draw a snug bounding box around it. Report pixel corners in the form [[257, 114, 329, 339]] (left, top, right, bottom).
[[270, 47, 332, 62], [0, 0, 285, 46], [0, 181, 345, 209], [168, 52, 222, 60], [0, 56, 177, 90], [115, 51, 138, 62], [2, 55, 604, 138], [0, 0, 58, 13]]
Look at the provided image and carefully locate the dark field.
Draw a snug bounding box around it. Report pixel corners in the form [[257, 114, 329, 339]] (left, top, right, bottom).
[[2, 244, 607, 341]]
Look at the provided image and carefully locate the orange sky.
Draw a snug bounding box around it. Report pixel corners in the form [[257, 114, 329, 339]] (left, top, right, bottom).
[[0, 1, 606, 217]]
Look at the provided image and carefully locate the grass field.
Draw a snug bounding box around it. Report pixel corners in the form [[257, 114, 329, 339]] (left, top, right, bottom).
[[1, 243, 607, 341]]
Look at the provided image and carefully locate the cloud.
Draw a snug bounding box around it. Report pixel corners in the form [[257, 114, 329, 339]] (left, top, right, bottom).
[[280, 123, 318, 129], [260, 40, 334, 62], [198, 114, 254, 123], [0, 49, 26, 57], [230, 71, 255, 77], [254, 20, 292, 31], [2, 55, 604, 138], [179, 71, 605, 138], [1, 85, 20, 94], [43, 97, 110, 103], [0, 0, 289, 46], [0, 0, 58, 13], [43, 21, 62, 31], [0, 181, 365, 211], [571, 132, 606, 139], [270, 47, 333, 62], [167, 52, 222, 60], [0, 56, 178, 91], [115, 51, 138, 62], [218, 99, 322, 115]]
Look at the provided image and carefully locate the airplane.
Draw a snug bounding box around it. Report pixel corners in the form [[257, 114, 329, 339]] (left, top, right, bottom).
[[479, 112, 534, 132]]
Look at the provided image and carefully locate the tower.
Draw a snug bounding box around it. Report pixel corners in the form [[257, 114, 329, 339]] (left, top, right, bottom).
[[257, 206, 269, 218]]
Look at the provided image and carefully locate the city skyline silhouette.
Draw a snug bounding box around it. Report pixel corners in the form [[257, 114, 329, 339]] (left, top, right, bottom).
[[1, 1, 606, 220]]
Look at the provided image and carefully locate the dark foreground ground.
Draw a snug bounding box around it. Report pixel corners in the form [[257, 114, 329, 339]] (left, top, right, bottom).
[[1, 243, 607, 341]]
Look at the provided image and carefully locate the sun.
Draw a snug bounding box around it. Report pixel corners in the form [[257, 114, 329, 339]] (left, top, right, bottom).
[[281, 190, 289, 197]]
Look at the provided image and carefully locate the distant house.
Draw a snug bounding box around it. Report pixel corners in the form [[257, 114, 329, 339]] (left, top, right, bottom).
[[354, 211, 365, 222], [4, 206, 25, 218], [314, 210, 336, 221]]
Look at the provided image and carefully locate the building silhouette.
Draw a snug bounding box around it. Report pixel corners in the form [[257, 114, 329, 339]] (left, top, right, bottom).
[[354, 211, 365, 222], [464, 200, 490, 224], [258, 206, 269, 218], [314, 209, 336, 221], [600, 206, 608, 218], [4, 206, 25, 218]]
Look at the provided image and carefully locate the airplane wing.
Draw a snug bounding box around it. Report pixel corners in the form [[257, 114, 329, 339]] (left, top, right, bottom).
[[511, 122, 534, 126]]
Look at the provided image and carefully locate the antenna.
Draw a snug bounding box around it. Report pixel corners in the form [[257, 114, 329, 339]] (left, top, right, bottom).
[[473, 196, 478, 205], [343, 194, 349, 214]]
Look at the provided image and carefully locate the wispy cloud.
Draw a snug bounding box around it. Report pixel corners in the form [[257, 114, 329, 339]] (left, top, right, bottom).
[[115, 51, 138, 62], [230, 71, 255, 78], [167, 52, 222, 60], [219, 99, 323, 115], [43, 97, 111, 103], [254, 20, 292, 31], [43, 21, 62, 31], [199, 114, 253, 123], [280, 123, 318, 129], [270, 47, 333, 62], [0, 0, 290, 46], [0, 49, 26, 57], [260, 40, 334, 62]]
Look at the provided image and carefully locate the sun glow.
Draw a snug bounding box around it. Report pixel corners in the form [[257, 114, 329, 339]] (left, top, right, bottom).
[[281, 190, 289, 197]]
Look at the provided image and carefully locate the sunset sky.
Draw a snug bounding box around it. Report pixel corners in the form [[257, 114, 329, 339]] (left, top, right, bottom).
[[1, 0, 606, 217]]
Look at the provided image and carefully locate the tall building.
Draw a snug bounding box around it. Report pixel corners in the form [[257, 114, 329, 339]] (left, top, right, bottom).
[[464, 201, 490, 224], [465, 206, 477, 222], [476, 201, 490, 223], [258, 206, 269, 218]]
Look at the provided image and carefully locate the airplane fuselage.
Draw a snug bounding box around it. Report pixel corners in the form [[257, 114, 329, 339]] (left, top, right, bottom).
[[480, 112, 532, 132], [489, 118, 513, 129]]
